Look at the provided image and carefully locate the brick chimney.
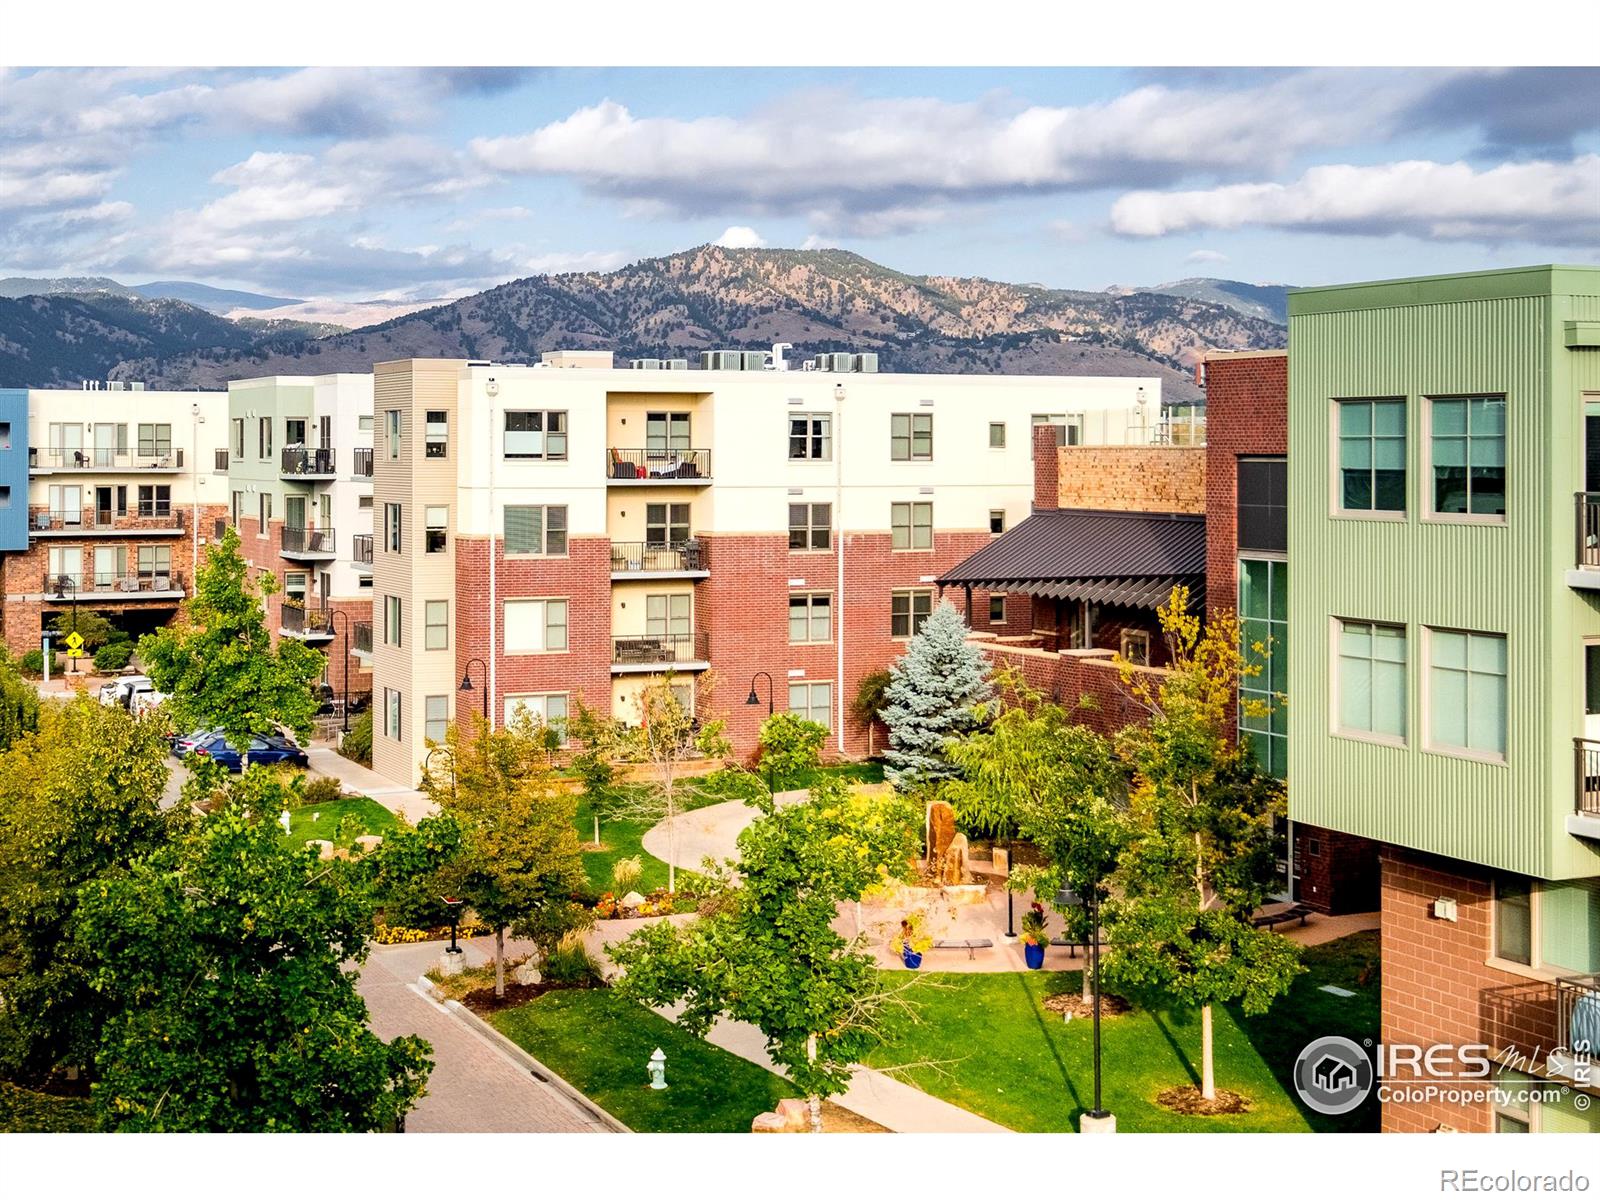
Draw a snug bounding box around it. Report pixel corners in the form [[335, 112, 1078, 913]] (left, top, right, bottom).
[[1033, 424, 1060, 512]]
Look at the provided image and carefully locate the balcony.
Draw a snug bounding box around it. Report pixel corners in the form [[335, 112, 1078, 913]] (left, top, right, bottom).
[[1571, 493, 1600, 589], [280, 604, 335, 641], [352, 620, 373, 655], [30, 447, 184, 473], [1572, 739, 1600, 839], [280, 446, 337, 480], [42, 571, 186, 601], [607, 448, 711, 485], [29, 507, 183, 537], [609, 540, 708, 579], [353, 447, 373, 478], [351, 533, 373, 570], [610, 630, 711, 673], [1484, 973, 1600, 1092], [281, 526, 337, 561]]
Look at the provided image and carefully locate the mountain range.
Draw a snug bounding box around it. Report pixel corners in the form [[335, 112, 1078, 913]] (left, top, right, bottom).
[[0, 248, 1291, 399], [0, 275, 303, 314]]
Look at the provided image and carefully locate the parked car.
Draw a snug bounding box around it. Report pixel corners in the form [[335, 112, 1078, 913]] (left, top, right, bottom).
[[170, 727, 225, 757], [98, 674, 152, 706], [181, 732, 309, 773]]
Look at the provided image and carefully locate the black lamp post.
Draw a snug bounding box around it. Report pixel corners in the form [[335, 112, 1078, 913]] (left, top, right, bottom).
[[745, 671, 774, 790], [458, 656, 489, 726], [326, 609, 351, 733], [1059, 881, 1111, 1129], [1002, 830, 1017, 939], [441, 896, 465, 956]]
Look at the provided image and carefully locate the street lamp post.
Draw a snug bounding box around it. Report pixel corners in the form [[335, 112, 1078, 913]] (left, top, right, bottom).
[[440, 896, 465, 957], [1060, 882, 1114, 1132], [458, 656, 489, 727], [326, 609, 351, 733], [745, 671, 774, 791]]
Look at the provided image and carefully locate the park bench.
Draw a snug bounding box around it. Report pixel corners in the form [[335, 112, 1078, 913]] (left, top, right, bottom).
[[931, 938, 995, 960], [1252, 903, 1315, 930]]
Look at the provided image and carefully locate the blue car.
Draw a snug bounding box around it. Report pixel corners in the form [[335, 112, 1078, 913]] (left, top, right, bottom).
[[182, 731, 309, 772]]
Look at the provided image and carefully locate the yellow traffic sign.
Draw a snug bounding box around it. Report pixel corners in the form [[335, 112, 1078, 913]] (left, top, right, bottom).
[[66, 648, 85, 658], [64, 631, 85, 651]]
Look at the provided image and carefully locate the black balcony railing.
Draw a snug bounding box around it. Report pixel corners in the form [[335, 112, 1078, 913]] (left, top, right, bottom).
[[281, 527, 336, 556], [607, 448, 711, 481], [1577, 493, 1600, 570], [353, 447, 373, 477], [351, 533, 373, 565], [31, 507, 181, 532], [352, 620, 373, 653], [280, 604, 333, 635], [609, 540, 707, 574], [1576, 738, 1600, 817], [281, 446, 337, 476], [43, 570, 185, 598], [611, 630, 710, 666]]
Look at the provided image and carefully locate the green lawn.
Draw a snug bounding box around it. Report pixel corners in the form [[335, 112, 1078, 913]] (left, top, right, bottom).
[[491, 988, 798, 1132], [286, 796, 400, 848], [0, 1082, 98, 1132], [865, 931, 1380, 1133]]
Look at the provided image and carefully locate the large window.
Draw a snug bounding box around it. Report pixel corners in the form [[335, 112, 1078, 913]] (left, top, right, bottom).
[[1337, 399, 1406, 513], [646, 502, 690, 546], [1238, 457, 1287, 554], [1336, 619, 1407, 740], [645, 593, 692, 638], [425, 410, 449, 459], [285, 418, 306, 447], [505, 693, 569, 738], [891, 501, 933, 550], [890, 413, 933, 461], [505, 505, 567, 555], [789, 414, 832, 460], [788, 681, 833, 729], [646, 412, 691, 452], [1431, 397, 1506, 518], [891, 588, 934, 639], [383, 595, 402, 647], [258, 493, 272, 527], [424, 600, 449, 651], [1239, 558, 1288, 778], [385, 410, 401, 460], [424, 696, 449, 744], [137, 423, 172, 457], [504, 598, 569, 653], [137, 545, 171, 581], [789, 593, 831, 644], [504, 410, 568, 460], [788, 502, 831, 551], [1428, 628, 1507, 758], [425, 505, 447, 554], [384, 688, 401, 740], [1494, 878, 1533, 966], [383, 502, 401, 553], [137, 484, 171, 517], [232, 418, 245, 459]]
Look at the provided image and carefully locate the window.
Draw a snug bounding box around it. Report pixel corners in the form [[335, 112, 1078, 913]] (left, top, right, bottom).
[[988, 422, 1006, 449], [137, 423, 171, 457], [137, 545, 170, 581], [646, 502, 690, 546], [425, 410, 448, 458], [425, 505, 447, 553], [92, 545, 126, 587], [259, 417, 272, 461], [425, 600, 449, 651], [1121, 629, 1151, 666], [1428, 628, 1507, 758], [505, 505, 567, 555], [385, 410, 401, 460], [989, 594, 1006, 624], [231, 490, 243, 523], [258, 493, 272, 527], [1431, 397, 1506, 517], [505, 693, 569, 737], [504, 410, 567, 460], [384, 595, 402, 647], [1336, 619, 1407, 741], [790, 593, 832, 643], [1032, 413, 1083, 452], [891, 589, 934, 638], [232, 418, 245, 459], [1239, 559, 1288, 778], [384, 503, 401, 553], [358, 414, 373, 432], [891, 501, 933, 550], [284, 418, 306, 446], [358, 495, 373, 510], [890, 413, 933, 461], [1494, 877, 1533, 966], [283, 572, 309, 605], [788, 503, 832, 551], [384, 688, 401, 740], [424, 696, 449, 744], [789, 414, 832, 460], [989, 509, 1006, 535], [504, 598, 569, 653], [645, 412, 690, 452], [645, 593, 692, 638], [47, 546, 80, 585], [1337, 399, 1406, 512], [137, 484, 171, 517], [1238, 457, 1288, 553], [788, 681, 833, 729]]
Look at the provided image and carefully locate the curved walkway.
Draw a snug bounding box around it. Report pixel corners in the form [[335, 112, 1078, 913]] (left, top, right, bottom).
[[639, 789, 807, 873]]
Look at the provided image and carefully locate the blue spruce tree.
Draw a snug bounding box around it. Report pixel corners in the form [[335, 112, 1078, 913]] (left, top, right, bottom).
[[881, 600, 994, 788]]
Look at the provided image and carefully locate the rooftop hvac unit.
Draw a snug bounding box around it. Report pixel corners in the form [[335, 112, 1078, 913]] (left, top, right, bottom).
[[741, 350, 769, 371], [854, 353, 879, 373], [830, 352, 855, 373], [108, 381, 125, 391], [701, 350, 744, 371], [665, 358, 689, 370], [130, 382, 145, 391], [632, 359, 663, 370]]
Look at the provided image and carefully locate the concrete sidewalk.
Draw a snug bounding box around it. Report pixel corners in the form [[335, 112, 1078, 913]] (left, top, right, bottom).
[[639, 789, 807, 873], [307, 746, 433, 823]]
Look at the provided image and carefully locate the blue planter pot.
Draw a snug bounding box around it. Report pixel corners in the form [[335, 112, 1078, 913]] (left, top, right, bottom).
[[902, 948, 923, 970], [1024, 941, 1046, 970]]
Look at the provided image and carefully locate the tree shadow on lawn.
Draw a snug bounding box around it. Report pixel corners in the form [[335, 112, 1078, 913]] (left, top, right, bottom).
[[1025, 972, 1085, 1115], [1147, 1009, 1203, 1089]]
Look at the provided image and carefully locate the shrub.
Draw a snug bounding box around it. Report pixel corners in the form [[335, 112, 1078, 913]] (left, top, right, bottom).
[[92, 642, 134, 672], [757, 711, 828, 789], [611, 855, 643, 893], [341, 709, 373, 766], [19, 649, 44, 677], [48, 610, 119, 651], [301, 775, 344, 808], [542, 930, 602, 986]]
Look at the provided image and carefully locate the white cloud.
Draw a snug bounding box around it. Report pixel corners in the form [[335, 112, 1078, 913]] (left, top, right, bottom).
[[1110, 156, 1600, 246], [1184, 249, 1229, 265], [713, 225, 767, 249]]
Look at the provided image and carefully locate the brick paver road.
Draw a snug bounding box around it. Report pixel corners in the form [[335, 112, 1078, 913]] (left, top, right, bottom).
[[359, 943, 609, 1133]]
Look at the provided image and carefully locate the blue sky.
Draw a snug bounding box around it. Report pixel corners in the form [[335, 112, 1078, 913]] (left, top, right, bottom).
[[2, 66, 1596, 301]]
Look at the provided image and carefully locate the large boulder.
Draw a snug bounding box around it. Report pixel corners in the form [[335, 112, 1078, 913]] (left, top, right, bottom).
[[751, 1112, 791, 1133], [512, 960, 543, 986], [774, 1098, 810, 1131]]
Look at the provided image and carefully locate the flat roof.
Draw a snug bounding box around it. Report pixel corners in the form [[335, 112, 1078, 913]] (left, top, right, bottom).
[[1289, 264, 1600, 317]]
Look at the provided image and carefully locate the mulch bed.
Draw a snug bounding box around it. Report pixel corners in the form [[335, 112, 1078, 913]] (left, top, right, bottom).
[[1156, 1085, 1254, 1116], [459, 979, 596, 1015], [1042, 991, 1132, 1020]]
